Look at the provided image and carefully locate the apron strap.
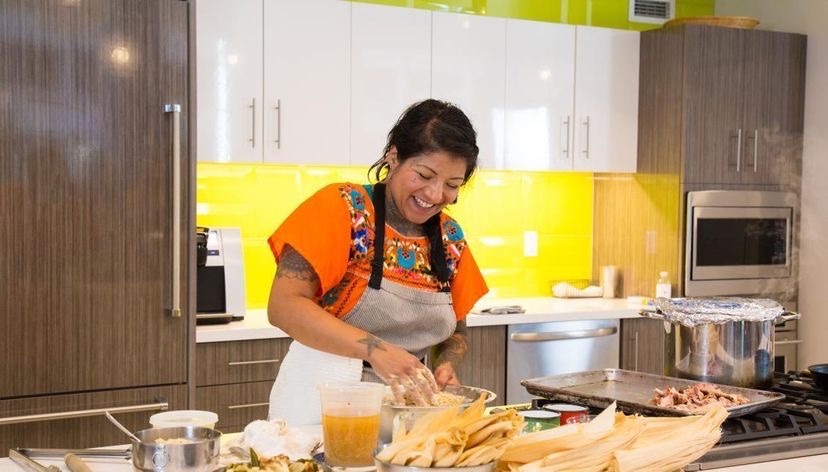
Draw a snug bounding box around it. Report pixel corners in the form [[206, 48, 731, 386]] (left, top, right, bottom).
[[369, 183, 386, 289], [368, 182, 451, 292]]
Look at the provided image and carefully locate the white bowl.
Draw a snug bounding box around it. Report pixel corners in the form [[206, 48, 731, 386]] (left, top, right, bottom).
[[149, 410, 219, 429]]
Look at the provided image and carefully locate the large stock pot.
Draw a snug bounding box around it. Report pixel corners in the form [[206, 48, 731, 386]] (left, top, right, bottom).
[[640, 298, 800, 388]]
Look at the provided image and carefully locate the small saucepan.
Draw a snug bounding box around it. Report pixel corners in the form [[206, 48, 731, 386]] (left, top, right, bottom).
[[132, 426, 221, 472], [807, 364, 828, 391]]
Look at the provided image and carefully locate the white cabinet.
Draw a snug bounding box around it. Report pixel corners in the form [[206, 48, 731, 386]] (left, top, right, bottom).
[[503, 21, 638, 172], [350, 3, 431, 166], [504, 20, 576, 171], [197, 0, 263, 162], [263, 1, 350, 165], [197, 0, 350, 164], [432, 12, 506, 170], [572, 26, 639, 172]]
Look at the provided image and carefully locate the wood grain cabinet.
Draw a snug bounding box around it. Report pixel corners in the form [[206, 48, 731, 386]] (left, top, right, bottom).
[[620, 319, 666, 375], [0, 0, 190, 454], [450, 326, 507, 407], [195, 339, 291, 433], [642, 25, 806, 187]]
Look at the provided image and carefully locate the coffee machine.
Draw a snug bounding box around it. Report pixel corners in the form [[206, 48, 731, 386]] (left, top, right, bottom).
[[196, 226, 246, 324]]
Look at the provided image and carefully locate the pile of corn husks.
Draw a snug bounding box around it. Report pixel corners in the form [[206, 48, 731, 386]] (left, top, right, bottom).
[[499, 401, 728, 472]]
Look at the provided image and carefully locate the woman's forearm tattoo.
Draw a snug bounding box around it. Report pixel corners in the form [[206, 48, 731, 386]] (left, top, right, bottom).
[[434, 322, 468, 366], [276, 245, 319, 282], [358, 334, 387, 357]]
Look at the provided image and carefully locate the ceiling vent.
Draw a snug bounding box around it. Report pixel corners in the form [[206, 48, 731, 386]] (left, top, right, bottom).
[[629, 0, 674, 24]]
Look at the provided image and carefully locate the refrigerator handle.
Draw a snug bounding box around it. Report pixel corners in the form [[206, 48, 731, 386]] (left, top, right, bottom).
[[164, 104, 182, 318], [510, 327, 618, 342]]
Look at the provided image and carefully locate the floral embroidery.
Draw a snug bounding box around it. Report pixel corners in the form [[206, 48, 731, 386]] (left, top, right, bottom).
[[334, 183, 467, 289]]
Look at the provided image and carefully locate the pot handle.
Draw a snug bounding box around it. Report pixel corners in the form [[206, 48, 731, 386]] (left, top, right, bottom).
[[774, 311, 800, 325], [638, 309, 665, 320]]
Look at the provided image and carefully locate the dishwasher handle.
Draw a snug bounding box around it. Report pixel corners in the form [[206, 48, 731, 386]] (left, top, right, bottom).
[[510, 327, 617, 342]]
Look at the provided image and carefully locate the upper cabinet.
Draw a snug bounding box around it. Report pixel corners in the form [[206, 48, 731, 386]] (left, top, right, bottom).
[[197, 0, 350, 164], [641, 25, 806, 186], [432, 12, 507, 169], [501, 20, 638, 172], [263, 1, 350, 165], [504, 20, 575, 171], [197, 0, 263, 163], [196, 2, 640, 172], [573, 26, 640, 173], [350, 3, 431, 166]]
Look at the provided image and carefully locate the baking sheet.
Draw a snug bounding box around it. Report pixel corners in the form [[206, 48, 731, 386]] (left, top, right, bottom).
[[520, 369, 785, 418]]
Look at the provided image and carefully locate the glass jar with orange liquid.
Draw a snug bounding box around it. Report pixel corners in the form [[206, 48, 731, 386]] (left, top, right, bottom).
[[318, 382, 386, 467]]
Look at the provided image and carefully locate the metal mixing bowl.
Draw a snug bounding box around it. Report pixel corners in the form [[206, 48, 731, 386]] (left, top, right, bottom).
[[131, 426, 221, 472], [380, 385, 496, 444]]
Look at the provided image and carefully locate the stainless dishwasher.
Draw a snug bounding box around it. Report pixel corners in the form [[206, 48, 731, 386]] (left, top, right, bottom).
[[506, 319, 620, 404]]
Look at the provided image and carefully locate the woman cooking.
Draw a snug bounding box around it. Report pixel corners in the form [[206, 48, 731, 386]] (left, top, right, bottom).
[[267, 99, 488, 424]]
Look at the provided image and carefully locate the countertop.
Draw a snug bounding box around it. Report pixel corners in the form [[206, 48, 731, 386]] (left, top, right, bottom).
[[197, 297, 644, 343], [1, 442, 826, 471]]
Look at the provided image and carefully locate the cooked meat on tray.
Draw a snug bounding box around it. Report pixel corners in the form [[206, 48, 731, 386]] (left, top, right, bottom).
[[651, 383, 751, 413]]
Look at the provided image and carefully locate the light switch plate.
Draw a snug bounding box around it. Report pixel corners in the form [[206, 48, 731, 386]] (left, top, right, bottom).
[[523, 230, 538, 257]]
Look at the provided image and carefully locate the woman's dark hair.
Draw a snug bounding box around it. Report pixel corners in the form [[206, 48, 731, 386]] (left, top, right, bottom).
[[368, 99, 479, 184]]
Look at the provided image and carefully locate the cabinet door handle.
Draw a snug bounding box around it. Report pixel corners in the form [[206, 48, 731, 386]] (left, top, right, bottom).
[[227, 359, 280, 366], [0, 401, 169, 426], [634, 331, 639, 372], [227, 402, 270, 410], [561, 116, 570, 160], [249, 98, 256, 147], [581, 116, 590, 159], [752, 128, 758, 172], [164, 104, 182, 318], [273, 99, 282, 149], [734, 128, 742, 172], [774, 339, 804, 346], [510, 327, 617, 342]]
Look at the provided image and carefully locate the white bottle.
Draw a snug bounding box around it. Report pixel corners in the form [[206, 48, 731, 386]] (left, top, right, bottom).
[[656, 271, 672, 298]]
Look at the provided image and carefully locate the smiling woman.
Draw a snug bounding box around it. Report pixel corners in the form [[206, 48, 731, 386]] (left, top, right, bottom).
[[264, 99, 489, 425]]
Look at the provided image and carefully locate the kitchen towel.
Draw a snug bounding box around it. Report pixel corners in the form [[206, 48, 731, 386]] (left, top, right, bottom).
[[268, 340, 363, 426]]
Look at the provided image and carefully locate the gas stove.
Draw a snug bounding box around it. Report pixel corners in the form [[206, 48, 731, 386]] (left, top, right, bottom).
[[686, 372, 828, 470]]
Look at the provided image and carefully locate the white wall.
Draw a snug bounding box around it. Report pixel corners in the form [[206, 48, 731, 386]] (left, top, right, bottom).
[[717, 1, 828, 368]]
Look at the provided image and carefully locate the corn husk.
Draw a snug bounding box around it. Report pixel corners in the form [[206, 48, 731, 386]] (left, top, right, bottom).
[[377, 393, 523, 468], [499, 402, 728, 472]]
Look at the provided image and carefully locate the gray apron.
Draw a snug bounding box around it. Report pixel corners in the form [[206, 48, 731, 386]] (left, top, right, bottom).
[[352, 182, 456, 379], [268, 183, 456, 423]]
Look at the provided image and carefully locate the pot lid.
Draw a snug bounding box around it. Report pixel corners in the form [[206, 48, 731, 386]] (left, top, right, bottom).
[[654, 297, 784, 326]]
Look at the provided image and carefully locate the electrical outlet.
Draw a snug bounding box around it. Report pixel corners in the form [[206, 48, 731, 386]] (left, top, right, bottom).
[[523, 231, 538, 257]]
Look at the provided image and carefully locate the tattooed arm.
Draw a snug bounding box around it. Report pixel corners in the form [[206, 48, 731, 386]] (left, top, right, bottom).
[[430, 321, 469, 387], [267, 244, 425, 381]]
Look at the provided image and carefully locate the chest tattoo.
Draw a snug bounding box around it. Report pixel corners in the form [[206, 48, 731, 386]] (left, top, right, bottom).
[[384, 191, 425, 237]]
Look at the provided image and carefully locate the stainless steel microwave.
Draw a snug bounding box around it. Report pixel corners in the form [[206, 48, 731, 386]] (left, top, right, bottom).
[[684, 190, 797, 296]]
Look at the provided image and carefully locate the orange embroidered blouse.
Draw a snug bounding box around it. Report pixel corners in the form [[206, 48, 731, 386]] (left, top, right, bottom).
[[267, 183, 488, 321]]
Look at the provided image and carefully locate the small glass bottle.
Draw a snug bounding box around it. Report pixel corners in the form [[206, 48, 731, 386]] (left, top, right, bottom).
[[656, 271, 672, 298]]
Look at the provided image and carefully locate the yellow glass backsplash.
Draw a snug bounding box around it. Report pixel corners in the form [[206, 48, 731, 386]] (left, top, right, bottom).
[[197, 163, 594, 309]]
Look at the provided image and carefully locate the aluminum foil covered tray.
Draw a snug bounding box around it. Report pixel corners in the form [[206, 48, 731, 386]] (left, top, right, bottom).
[[653, 297, 784, 327]]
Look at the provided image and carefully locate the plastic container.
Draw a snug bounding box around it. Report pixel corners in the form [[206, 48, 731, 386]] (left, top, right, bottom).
[[149, 410, 218, 429], [319, 382, 385, 467], [656, 271, 671, 298]]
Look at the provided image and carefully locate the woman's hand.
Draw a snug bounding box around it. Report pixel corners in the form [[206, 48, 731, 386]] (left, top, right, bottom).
[[433, 362, 460, 388], [365, 339, 438, 406]]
